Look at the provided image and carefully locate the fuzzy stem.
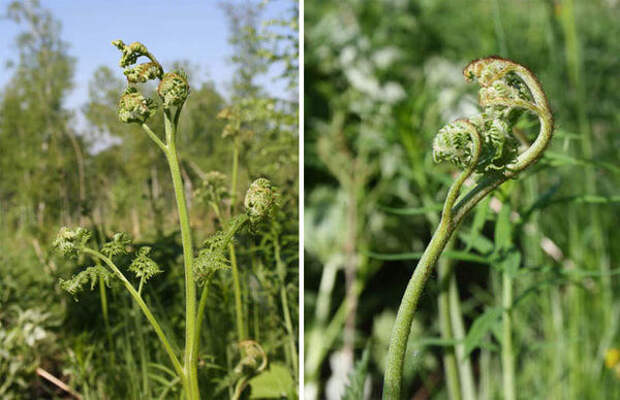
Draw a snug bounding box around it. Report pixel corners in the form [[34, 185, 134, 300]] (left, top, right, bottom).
[[163, 110, 199, 399], [383, 122, 480, 399]]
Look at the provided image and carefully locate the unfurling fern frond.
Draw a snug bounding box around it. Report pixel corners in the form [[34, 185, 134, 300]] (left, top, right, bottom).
[[53, 227, 91, 257], [384, 57, 554, 399], [128, 246, 161, 281], [244, 178, 278, 225], [101, 232, 132, 258], [60, 265, 113, 297]]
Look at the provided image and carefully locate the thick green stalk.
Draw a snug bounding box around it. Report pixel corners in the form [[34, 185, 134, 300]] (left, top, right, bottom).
[[383, 217, 455, 399], [228, 137, 245, 343], [163, 111, 199, 399], [502, 272, 515, 400]]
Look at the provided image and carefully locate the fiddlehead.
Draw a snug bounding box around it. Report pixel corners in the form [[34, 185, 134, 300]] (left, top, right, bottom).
[[451, 56, 554, 224], [383, 56, 554, 399], [463, 56, 553, 173], [432, 119, 482, 219]]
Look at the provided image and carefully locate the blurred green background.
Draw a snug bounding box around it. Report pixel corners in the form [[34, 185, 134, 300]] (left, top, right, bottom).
[[304, 0, 619, 399]]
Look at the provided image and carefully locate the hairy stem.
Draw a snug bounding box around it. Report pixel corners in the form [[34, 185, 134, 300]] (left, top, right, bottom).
[[383, 218, 455, 399], [164, 110, 199, 399]]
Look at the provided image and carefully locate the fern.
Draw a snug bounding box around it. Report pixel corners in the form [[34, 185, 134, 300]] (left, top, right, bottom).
[[59, 265, 113, 297], [128, 246, 161, 281], [101, 232, 132, 258]]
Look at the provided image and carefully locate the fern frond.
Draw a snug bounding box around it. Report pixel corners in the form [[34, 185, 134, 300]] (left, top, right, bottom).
[[53, 227, 91, 257], [128, 246, 161, 281], [101, 232, 132, 258], [59, 265, 113, 297]]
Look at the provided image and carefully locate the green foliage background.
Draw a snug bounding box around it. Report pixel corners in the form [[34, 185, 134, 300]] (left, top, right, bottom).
[[0, 0, 298, 398], [304, 0, 619, 399]]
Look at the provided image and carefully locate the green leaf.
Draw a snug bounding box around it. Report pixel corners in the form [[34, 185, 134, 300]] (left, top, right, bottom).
[[499, 250, 521, 276], [101, 232, 131, 258], [465, 196, 490, 251], [248, 363, 295, 399], [459, 231, 494, 254], [59, 265, 113, 297], [379, 204, 443, 215], [543, 151, 620, 175], [494, 203, 512, 251], [342, 346, 370, 400], [463, 307, 502, 357], [128, 246, 161, 281], [366, 250, 489, 264]]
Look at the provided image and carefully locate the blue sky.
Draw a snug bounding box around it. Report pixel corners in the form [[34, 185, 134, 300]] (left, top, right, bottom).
[[0, 0, 293, 111]]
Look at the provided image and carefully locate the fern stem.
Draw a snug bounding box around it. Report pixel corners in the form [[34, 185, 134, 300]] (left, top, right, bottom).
[[230, 243, 246, 341], [164, 110, 200, 399], [195, 284, 210, 358], [230, 140, 239, 216], [383, 217, 455, 399]]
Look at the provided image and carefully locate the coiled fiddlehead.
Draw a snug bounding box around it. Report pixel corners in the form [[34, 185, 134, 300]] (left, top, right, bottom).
[[383, 56, 554, 399]]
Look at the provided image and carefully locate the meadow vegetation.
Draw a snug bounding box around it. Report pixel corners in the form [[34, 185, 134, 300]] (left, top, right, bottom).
[[0, 1, 298, 399]]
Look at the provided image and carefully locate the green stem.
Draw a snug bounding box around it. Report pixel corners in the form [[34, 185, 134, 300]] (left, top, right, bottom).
[[138, 276, 145, 296], [82, 248, 184, 378], [274, 234, 298, 380], [98, 272, 115, 364], [163, 110, 199, 399], [194, 214, 249, 353], [230, 243, 246, 341], [383, 123, 480, 399], [230, 141, 239, 216], [502, 272, 515, 400], [449, 273, 477, 400], [195, 284, 210, 358], [383, 218, 455, 399]]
